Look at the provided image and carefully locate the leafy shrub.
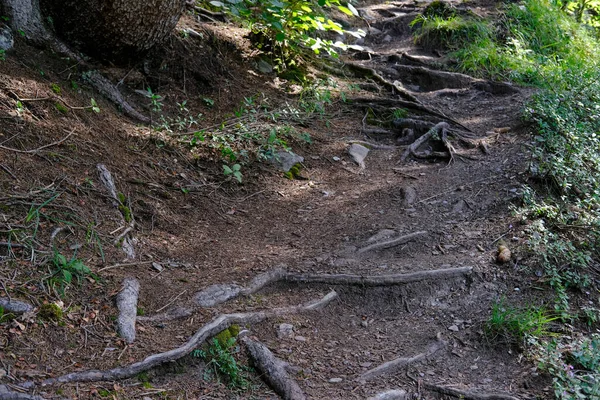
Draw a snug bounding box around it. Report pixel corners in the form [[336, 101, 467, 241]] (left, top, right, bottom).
[[205, 0, 364, 66], [193, 336, 248, 388], [530, 334, 600, 399]]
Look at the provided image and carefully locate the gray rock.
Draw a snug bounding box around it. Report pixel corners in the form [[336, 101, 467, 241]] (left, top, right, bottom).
[[368, 26, 382, 36], [401, 186, 417, 206], [348, 144, 369, 168], [294, 335, 307, 342], [194, 284, 242, 307], [382, 34, 393, 43], [277, 323, 294, 338], [269, 151, 304, 172], [0, 26, 13, 52], [448, 324, 459, 332], [152, 262, 163, 272], [257, 59, 273, 74], [329, 377, 343, 383]]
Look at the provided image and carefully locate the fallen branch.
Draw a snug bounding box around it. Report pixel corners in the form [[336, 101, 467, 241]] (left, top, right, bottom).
[[360, 333, 446, 382], [116, 278, 139, 344], [27, 291, 337, 387], [195, 266, 472, 307], [242, 336, 306, 400], [0, 129, 75, 154], [0, 298, 34, 314], [357, 231, 427, 254]]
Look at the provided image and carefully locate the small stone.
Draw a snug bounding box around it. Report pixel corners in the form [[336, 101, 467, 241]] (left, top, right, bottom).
[[348, 144, 369, 168], [332, 156, 341, 161], [294, 335, 307, 342], [448, 325, 459, 332], [257, 59, 273, 74], [268, 151, 304, 172], [277, 323, 294, 338], [382, 34, 392, 43], [329, 377, 343, 383], [470, 364, 479, 370], [152, 262, 163, 272], [360, 362, 372, 368]]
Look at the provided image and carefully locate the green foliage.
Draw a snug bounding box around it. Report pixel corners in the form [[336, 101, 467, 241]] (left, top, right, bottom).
[[50, 83, 61, 95], [530, 334, 600, 399], [223, 163, 242, 183], [48, 252, 95, 296], [192, 334, 248, 388], [145, 87, 163, 112], [0, 307, 15, 324], [204, 0, 363, 67], [54, 102, 68, 114], [486, 299, 558, 343], [90, 98, 100, 113], [0, 50, 5, 62]]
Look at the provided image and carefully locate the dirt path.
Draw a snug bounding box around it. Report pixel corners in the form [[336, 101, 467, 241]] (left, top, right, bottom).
[[0, 1, 552, 399]]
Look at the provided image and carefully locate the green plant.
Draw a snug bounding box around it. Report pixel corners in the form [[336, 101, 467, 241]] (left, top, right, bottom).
[[15, 100, 24, 116], [90, 98, 100, 113], [192, 336, 248, 388], [202, 97, 215, 107], [0, 307, 15, 323], [54, 102, 68, 114], [50, 83, 61, 95], [48, 252, 95, 296], [0, 49, 6, 61], [145, 87, 163, 112], [205, 0, 364, 68], [223, 164, 242, 183], [530, 334, 600, 399], [39, 302, 63, 321], [486, 299, 558, 343]]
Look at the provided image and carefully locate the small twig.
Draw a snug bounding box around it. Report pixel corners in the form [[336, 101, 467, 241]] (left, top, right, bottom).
[[97, 261, 154, 273], [0, 129, 75, 154], [155, 290, 188, 313]]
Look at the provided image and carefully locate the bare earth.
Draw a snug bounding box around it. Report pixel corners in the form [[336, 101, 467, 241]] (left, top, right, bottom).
[[0, 1, 554, 399]]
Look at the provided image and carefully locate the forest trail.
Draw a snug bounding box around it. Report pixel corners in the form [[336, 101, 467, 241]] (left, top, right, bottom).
[[0, 1, 549, 399]]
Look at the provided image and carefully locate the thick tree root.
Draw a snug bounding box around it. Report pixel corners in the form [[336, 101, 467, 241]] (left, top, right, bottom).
[[360, 333, 446, 382], [242, 336, 306, 400], [367, 389, 408, 400], [349, 97, 473, 133], [419, 381, 520, 400], [116, 278, 139, 344], [344, 63, 420, 103], [0, 298, 33, 314], [357, 231, 427, 254], [20, 291, 337, 388], [0, 385, 50, 400], [195, 266, 472, 308]]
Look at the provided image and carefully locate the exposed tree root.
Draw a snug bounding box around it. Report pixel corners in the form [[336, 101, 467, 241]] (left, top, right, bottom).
[[419, 381, 520, 400], [195, 266, 472, 307], [344, 63, 420, 103], [242, 336, 306, 400], [20, 291, 337, 388], [0, 385, 50, 400], [116, 278, 139, 344], [399, 122, 480, 163], [360, 333, 446, 382], [0, 298, 34, 314], [349, 140, 397, 150], [137, 307, 192, 324], [97, 164, 136, 260], [357, 231, 427, 254], [367, 389, 408, 400], [349, 97, 473, 133]]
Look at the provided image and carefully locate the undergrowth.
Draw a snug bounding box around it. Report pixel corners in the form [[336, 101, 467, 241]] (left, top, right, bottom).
[[419, 0, 600, 395]]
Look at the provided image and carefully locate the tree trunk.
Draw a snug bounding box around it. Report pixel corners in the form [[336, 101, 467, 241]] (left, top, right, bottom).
[[39, 0, 186, 62]]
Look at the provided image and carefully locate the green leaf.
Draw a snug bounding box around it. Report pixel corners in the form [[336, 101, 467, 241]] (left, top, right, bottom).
[[347, 3, 359, 16], [233, 171, 243, 183], [62, 270, 72, 283], [232, 163, 241, 172], [275, 32, 286, 42], [223, 165, 233, 175], [55, 254, 67, 266], [210, 1, 225, 7], [337, 5, 353, 16]]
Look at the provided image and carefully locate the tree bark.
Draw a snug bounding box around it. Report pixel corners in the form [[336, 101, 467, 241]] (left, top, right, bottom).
[[40, 0, 186, 62]]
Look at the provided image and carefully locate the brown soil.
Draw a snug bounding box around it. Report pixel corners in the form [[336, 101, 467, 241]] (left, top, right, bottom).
[[0, 1, 556, 399]]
